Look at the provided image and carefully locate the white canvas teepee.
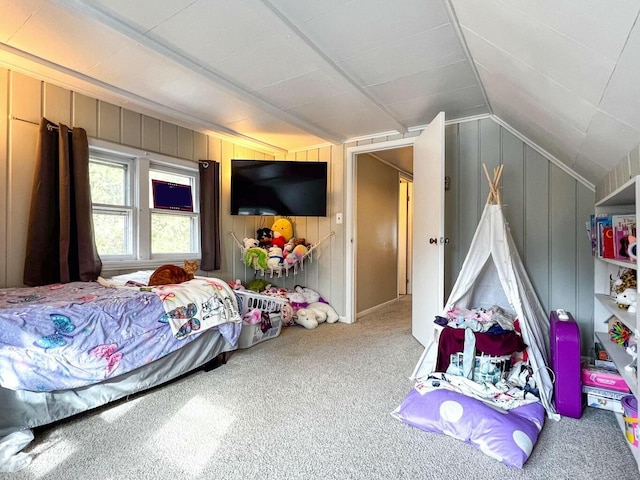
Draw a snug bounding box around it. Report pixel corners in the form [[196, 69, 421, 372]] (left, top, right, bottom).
[[412, 165, 559, 420]]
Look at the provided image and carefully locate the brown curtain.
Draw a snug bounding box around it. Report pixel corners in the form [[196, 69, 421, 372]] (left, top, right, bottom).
[[199, 160, 221, 271], [23, 118, 102, 286]]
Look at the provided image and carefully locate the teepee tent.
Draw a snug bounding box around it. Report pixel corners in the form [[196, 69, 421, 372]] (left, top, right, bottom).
[[412, 165, 559, 420]]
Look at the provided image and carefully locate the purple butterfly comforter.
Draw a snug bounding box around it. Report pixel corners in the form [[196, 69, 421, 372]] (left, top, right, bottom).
[[0, 281, 240, 392]]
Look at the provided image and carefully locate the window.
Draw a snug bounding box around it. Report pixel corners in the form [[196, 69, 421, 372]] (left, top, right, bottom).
[[88, 140, 199, 267]]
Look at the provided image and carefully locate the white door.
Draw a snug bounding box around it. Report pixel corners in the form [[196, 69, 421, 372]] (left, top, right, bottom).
[[411, 112, 445, 347]]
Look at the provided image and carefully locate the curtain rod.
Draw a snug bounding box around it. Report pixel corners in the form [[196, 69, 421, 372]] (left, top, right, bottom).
[[11, 116, 66, 132]]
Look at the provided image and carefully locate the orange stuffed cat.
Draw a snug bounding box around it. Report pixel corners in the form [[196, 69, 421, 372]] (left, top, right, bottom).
[[147, 260, 198, 286]]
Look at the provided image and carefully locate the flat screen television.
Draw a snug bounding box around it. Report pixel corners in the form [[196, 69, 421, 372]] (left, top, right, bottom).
[[230, 160, 328, 216]]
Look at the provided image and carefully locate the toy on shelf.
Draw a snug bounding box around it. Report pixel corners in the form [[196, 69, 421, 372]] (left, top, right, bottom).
[[613, 268, 637, 312], [609, 320, 633, 347], [230, 217, 334, 277]]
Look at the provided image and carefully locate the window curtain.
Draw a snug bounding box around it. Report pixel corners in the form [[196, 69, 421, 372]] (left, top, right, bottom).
[[23, 118, 102, 286], [199, 160, 221, 271]]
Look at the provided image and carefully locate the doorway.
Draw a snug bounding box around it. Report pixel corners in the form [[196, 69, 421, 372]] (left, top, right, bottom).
[[353, 150, 413, 316], [345, 112, 446, 348], [346, 138, 416, 321]]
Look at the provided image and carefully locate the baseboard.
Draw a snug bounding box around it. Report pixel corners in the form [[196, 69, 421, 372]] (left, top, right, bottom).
[[356, 297, 399, 319]]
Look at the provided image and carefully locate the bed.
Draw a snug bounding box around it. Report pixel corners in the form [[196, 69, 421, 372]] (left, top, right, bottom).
[[0, 276, 242, 443]]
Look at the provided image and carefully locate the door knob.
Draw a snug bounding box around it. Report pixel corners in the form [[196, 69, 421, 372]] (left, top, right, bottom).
[[429, 238, 438, 244]]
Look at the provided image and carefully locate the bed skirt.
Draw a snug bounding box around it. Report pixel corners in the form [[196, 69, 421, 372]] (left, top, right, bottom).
[[0, 327, 235, 437]]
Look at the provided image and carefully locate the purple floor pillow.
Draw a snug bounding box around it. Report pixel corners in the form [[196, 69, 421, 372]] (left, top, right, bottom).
[[391, 388, 545, 468]]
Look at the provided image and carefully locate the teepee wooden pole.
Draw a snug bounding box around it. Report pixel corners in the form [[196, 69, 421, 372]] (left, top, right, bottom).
[[483, 163, 504, 205]]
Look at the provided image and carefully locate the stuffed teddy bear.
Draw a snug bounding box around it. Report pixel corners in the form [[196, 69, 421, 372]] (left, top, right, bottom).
[[243, 237, 259, 249]]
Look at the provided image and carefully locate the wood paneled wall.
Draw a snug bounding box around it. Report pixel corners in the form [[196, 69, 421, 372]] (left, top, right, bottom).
[[444, 118, 595, 351], [0, 69, 345, 311]]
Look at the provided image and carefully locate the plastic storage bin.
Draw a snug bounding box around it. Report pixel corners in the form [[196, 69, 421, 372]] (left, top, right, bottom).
[[622, 395, 638, 447], [234, 290, 287, 349]]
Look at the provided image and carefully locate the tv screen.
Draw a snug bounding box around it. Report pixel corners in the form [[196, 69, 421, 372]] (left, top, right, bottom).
[[230, 160, 327, 216]]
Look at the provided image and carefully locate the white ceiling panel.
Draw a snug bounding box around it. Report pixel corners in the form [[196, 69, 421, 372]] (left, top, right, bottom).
[[504, 0, 640, 61], [599, 20, 640, 132], [468, 35, 597, 133], [454, 0, 616, 104], [385, 86, 487, 125], [0, 0, 44, 43], [226, 113, 327, 152], [571, 155, 609, 184], [8, 1, 131, 73], [488, 89, 585, 168], [91, 0, 195, 32], [1, 0, 639, 185], [577, 111, 640, 172], [337, 24, 465, 87], [365, 61, 477, 105], [256, 71, 342, 111], [210, 34, 320, 92], [145, 0, 278, 65], [277, 0, 450, 61]]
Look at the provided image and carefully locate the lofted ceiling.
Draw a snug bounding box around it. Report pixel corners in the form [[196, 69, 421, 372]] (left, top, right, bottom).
[[2, 0, 640, 187]]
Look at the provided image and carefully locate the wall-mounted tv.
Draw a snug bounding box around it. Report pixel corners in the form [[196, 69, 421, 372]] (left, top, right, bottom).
[[230, 160, 328, 216]]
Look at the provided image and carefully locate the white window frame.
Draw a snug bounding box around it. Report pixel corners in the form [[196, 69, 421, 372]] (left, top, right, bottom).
[[89, 138, 200, 270]]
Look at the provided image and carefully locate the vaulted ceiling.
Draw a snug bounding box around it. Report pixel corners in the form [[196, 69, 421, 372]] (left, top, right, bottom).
[[2, 0, 639, 187]]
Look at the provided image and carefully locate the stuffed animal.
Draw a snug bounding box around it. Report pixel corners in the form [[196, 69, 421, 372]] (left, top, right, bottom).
[[271, 217, 294, 242], [295, 308, 320, 329], [292, 244, 309, 261], [246, 278, 271, 292], [267, 245, 284, 270], [283, 243, 298, 267], [256, 228, 273, 248], [286, 285, 327, 310], [616, 287, 637, 310], [295, 302, 339, 329], [280, 302, 295, 326], [245, 247, 268, 270], [626, 342, 638, 373], [271, 235, 286, 249], [243, 237, 259, 249], [614, 269, 637, 295], [306, 301, 339, 323]]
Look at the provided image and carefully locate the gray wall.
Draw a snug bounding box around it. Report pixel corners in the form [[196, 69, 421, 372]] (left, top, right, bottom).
[[444, 119, 595, 352]]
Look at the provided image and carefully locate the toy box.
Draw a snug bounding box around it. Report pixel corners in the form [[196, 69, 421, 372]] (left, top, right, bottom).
[[581, 363, 630, 393]]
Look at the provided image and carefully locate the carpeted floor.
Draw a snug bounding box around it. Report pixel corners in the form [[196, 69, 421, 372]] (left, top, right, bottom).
[[7, 296, 640, 479]]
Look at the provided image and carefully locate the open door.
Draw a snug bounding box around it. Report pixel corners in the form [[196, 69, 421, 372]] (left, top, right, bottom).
[[411, 112, 445, 347]]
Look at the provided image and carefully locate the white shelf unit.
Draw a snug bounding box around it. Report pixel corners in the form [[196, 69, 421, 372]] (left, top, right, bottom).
[[594, 177, 640, 467]]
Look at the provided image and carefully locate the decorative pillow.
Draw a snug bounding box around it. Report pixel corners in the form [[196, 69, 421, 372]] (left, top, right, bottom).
[[391, 388, 545, 468]]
